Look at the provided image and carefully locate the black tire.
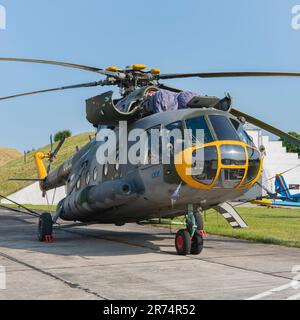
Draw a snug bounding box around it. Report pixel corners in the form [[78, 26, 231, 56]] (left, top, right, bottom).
[[190, 231, 204, 255], [175, 229, 191, 255], [194, 212, 204, 230], [38, 212, 53, 241]]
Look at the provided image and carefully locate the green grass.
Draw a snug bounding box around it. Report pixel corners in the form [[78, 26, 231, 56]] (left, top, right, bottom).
[[0, 132, 94, 196], [165, 206, 300, 248]]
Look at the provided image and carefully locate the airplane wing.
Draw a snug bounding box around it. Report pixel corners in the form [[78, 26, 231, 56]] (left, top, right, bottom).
[[253, 199, 300, 208]]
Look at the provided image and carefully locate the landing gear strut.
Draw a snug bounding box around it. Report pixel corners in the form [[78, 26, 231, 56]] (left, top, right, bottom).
[[38, 212, 53, 242], [175, 205, 204, 256]]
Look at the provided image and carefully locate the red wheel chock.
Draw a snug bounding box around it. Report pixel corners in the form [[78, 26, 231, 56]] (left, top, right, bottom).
[[44, 235, 54, 243], [199, 230, 208, 238]]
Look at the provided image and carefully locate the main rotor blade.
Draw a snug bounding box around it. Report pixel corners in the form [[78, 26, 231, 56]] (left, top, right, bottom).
[[0, 57, 115, 76], [8, 178, 44, 182], [0, 80, 105, 101], [158, 71, 300, 80], [47, 137, 66, 174], [158, 83, 182, 93], [230, 108, 300, 147]]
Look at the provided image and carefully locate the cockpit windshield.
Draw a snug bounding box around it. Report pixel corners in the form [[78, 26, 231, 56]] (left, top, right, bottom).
[[209, 115, 255, 146], [185, 114, 256, 147], [209, 115, 240, 141]]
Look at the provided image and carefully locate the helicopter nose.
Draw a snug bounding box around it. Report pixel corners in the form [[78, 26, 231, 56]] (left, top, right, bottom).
[[174, 141, 262, 190]]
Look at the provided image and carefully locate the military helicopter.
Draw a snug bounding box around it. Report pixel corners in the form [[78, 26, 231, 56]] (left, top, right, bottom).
[[2, 57, 300, 256]]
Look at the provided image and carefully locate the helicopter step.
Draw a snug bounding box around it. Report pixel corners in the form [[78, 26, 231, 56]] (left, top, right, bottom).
[[175, 204, 204, 256], [214, 202, 248, 229]]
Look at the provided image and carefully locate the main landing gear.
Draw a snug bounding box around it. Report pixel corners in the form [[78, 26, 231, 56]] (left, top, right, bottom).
[[175, 205, 204, 256], [38, 212, 54, 242]]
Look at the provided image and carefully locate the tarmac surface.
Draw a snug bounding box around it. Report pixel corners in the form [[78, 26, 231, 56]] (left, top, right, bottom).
[[0, 208, 300, 300]]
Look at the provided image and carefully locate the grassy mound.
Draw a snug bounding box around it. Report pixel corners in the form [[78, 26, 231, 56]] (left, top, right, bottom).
[[0, 147, 22, 166], [0, 132, 94, 196]]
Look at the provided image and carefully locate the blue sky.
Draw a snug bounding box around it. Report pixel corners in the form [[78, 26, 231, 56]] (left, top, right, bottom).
[[0, 0, 300, 150]]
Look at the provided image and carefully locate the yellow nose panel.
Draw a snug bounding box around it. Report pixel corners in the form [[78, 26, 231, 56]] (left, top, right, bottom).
[[174, 141, 262, 190], [175, 145, 208, 189]]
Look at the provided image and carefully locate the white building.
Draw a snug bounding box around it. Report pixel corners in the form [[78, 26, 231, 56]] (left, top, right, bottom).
[[1, 182, 66, 206], [240, 125, 300, 200]]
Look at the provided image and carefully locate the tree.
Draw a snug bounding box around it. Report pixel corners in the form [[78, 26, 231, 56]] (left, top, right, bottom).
[[280, 132, 300, 156], [54, 130, 72, 142]]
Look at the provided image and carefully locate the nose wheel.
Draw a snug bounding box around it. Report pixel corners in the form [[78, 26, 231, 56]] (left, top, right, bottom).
[[175, 229, 191, 255], [175, 205, 204, 255]]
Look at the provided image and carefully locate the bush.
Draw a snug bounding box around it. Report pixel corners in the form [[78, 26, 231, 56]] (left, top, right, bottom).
[[54, 130, 72, 142], [280, 132, 300, 156]]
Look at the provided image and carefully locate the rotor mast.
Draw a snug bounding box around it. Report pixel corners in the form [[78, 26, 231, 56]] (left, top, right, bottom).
[[105, 64, 160, 96]]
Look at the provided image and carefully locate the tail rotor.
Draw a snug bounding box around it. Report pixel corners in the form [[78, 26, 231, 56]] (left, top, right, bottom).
[[46, 135, 65, 174]]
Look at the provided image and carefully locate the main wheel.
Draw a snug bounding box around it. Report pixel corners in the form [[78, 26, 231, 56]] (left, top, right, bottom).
[[38, 212, 53, 241], [190, 231, 204, 255], [175, 229, 191, 255]]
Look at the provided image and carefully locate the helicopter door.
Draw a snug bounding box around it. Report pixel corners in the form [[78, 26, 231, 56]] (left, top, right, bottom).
[[138, 126, 164, 203]]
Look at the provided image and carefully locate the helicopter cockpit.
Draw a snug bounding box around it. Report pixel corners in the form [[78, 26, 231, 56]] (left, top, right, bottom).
[[175, 114, 262, 190]]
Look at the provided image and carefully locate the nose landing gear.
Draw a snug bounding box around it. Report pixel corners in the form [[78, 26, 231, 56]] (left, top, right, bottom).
[[175, 205, 204, 255]]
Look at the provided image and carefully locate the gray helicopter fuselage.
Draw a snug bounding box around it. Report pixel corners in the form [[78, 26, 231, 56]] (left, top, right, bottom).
[[43, 107, 260, 223]]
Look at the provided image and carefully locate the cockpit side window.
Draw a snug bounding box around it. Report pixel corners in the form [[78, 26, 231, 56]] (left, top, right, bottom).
[[185, 116, 213, 144], [164, 121, 184, 155], [209, 115, 240, 141], [230, 118, 255, 147]]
